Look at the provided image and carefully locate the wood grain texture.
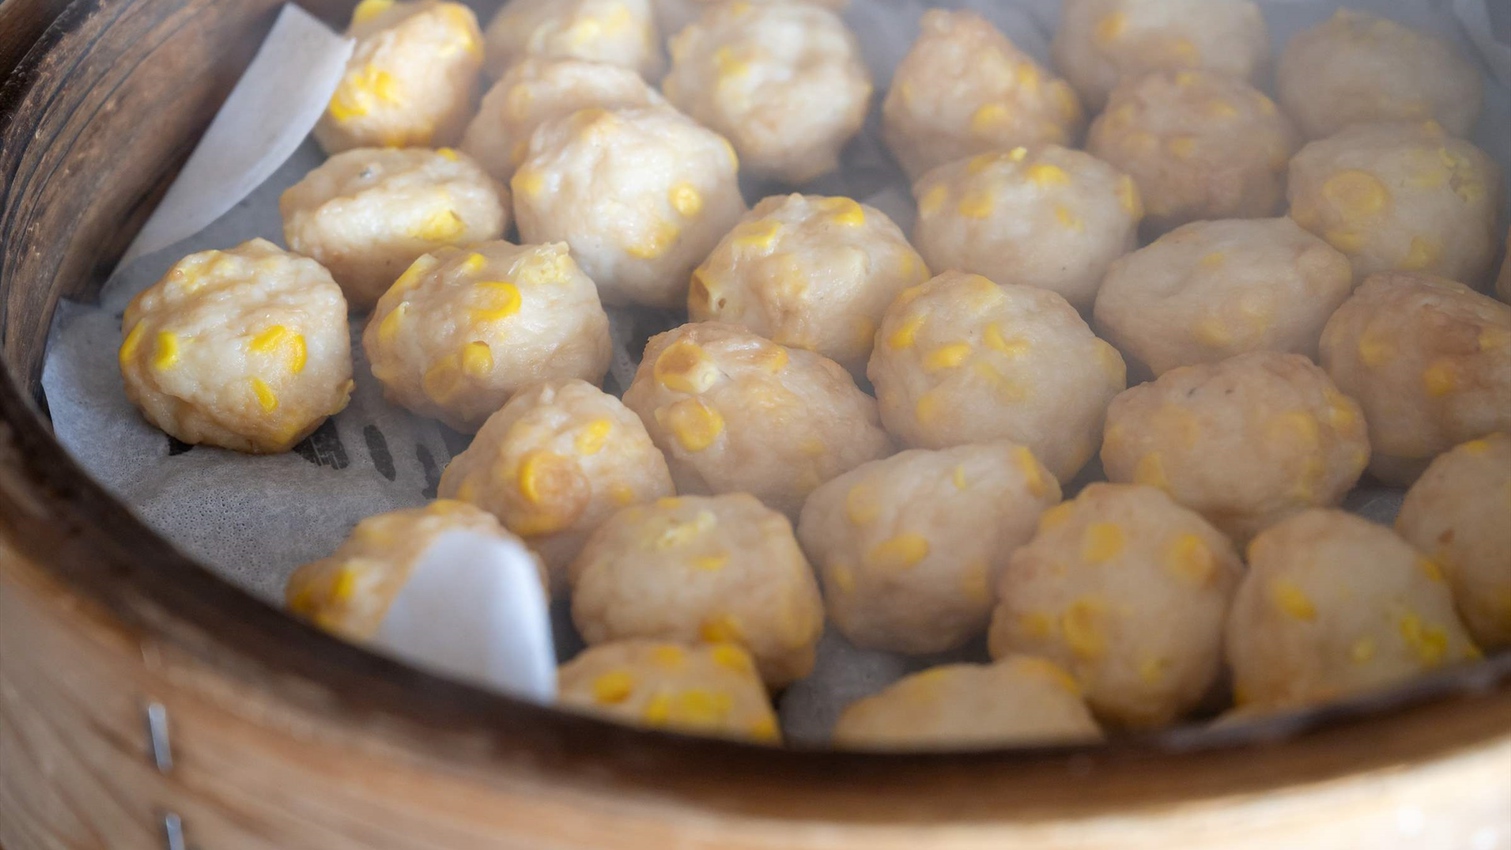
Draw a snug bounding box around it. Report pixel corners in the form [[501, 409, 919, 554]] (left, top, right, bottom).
[[1, 0, 1510, 847]]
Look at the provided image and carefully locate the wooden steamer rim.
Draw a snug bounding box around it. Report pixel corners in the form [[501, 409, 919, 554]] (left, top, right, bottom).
[[2, 0, 1509, 846]]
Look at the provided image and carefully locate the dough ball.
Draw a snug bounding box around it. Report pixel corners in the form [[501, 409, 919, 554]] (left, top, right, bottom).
[[798, 443, 1062, 655], [438, 379, 674, 590], [1226, 509, 1479, 712], [690, 193, 930, 375], [459, 58, 664, 182], [362, 243, 612, 432], [1318, 272, 1511, 486], [286, 500, 546, 641], [512, 106, 746, 308], [911, 145, 1141, 310], [1051, 0, 1269, 112], [1277, 10, 1484, 141], [1102, 351, 1370, 543], [314, 0, 483, 154], [557, 640, 779, 742], [280, 147, 510, 311], [661, 2, 871, 183], [867, 271, 1127, 482], [623, 322, 892, 517], [570, 493, 825, 687], [652, 0, 847, 38], [481, 0, 663, 81], [1396, 434, 1511, 651], [988, 483, 1242, 728], [882, 10, 1085, 181], [119, 239, 354, 454], [832, 658, 1102, 750], [1093, 218, 1355, 377], [1287, 121, 1504, 286], [1086, 70, 1298, 234]]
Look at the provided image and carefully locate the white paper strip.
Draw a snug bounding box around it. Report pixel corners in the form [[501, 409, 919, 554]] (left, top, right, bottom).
[[373, 531, 558, 704], [115, 4, 353, 270]]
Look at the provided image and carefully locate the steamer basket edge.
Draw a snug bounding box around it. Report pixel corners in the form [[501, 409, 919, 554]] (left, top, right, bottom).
[[2, 0, 1510, 846]]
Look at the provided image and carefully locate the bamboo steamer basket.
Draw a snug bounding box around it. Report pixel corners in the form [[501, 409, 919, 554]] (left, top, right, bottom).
[[2, 0, 1509, 847]]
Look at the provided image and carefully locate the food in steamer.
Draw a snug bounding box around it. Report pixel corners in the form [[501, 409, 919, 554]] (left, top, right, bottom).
[[94, 0, 1511, 750]]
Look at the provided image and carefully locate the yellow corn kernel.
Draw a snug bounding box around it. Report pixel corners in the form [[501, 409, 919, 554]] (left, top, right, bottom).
[[818, 196, 866, 228], [1345, 637, 1376, 665], [250, 326, 306, 373], [1416, 557, 1445, 584], [378, 303, 408, 344], [757, 345, 789, 373], [328, 66, 403, 123], [970, 103, 1010, 136], [1054, 205, 1084, 231], [648, 645, 685, 670], [626, 220, 679, 260], [593, 671, 636, 704], [642, 693, 672, 725], [967, 153, 1001, 175], [653, 339, 718, 394], [983, 323, 1029, 357], [391, 255, 439, 293], [1012, 446, 1048, 498], [1270, 579, 1316, 621], [250, 377, 278, 412], [575, 419, 613, 455], [459, 252, 486, 275], [1322, 170, 1389, 218], [1116, 175, 1143, 219], [152, 332, 181, 371], [868, 534, 930, 571], [699, 613, 742, 644], [923, 343, 972, 372], [887, 314, 926, 350], [1038, 502, 1074, 532], [1267, 411, 1320, 446], [653, 509, 714, 550], [693, 553, 729, 572], [472, 281, 522, 323], [958, 189, 996, 219], [972, 361, 1029, 402], [1191, 316, 1233, 348], [1167, 136, 1199, 159], [119, 321, 146, 367], [959, 560, 992, 603], [1019, 610, 1056, 639], [416, 207, 465, 242], [461, 341, 493, 378], [1012, 657, 1080, 695], [1167, 38, 1200, 64], [660, 399, 725, 452], [1082, 522, 1125, 564], [669, 182, 703, 218], [609, 483, 638, 506], [1061, 599, 1106, 660], [671, 689, 733, 725], [517, 450, 571, 506], [1205, 97, 1240, 119], [1357, 331, 1393, 367], [512, 168, 545, 198], [918, 184, 949, 218], [714, 45, 750, 80], [731, 219, 782, 251], [826, 562, 857, 595], [1479, 327, 1511, 352], [351, 0, 394, 24], [749, 715, 780, 742], [1398, 613, 1449, 665], [1095, 12, 1126, 44], [1401, 236, 1441, 271], [915, 389, 945, 424], [1025, 163, 1070, 187], [1324, 228, 1367, 255], [1135, 452, 1170, 491], [1423, 360, 1457, 397], [1167, 534, 1214, 584], [952, 465, 968, 490]]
